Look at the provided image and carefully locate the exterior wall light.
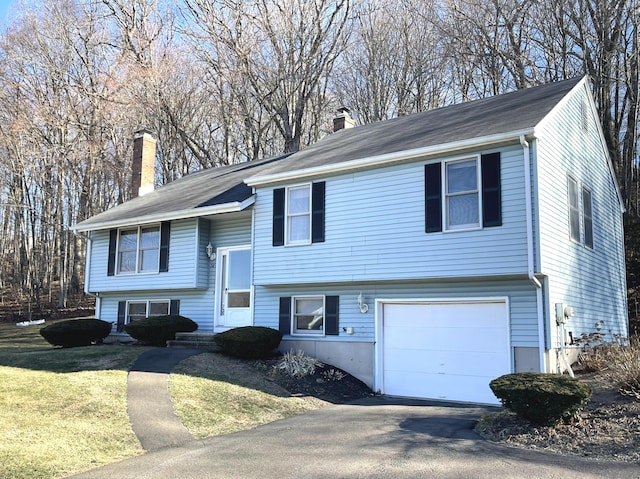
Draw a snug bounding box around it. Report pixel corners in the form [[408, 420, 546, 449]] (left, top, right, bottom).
[[206, 242, 216, 263], [358, 292, 369, 313]]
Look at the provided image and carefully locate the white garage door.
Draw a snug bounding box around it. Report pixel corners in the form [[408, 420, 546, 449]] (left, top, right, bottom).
[[381, 300, 510, 404]]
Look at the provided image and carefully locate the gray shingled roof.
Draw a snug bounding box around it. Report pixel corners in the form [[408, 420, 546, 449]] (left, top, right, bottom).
[[73, 77, 582, 231], [73, 154, 291, 230], [246, 76, 583, 180]]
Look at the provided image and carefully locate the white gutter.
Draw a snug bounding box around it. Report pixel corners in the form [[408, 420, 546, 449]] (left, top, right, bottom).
[[70, 196, 256, 233], [246, 128, 535, 186], [520, 134, 546, 373]]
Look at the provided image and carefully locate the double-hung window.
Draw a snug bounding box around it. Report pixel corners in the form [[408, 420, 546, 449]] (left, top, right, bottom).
[[117, 225, 160, 274], [425, 153, 501, 233], [126, 300, 169, 324], [272, 182, 325, 246], [445, 159, 480, 230], [582, 188, 593, 248], [292, 296, 325, 334], [117, 298, 178, 332], [286, 185, 311, 244], [278, 295, 339, 336], [567, 176, 594, 249], [568, 176, 581, 242]]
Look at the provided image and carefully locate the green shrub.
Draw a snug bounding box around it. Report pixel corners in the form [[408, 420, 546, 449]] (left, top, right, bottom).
[[124, 315, 198, 347], [489, 372, 591, 426], [214, 326, 282, 359], [40, 319, 112, 348]]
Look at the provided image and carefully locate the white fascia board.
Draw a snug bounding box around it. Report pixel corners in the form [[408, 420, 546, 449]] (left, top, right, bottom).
[[245, 129, 535, 187], [70, 196, 255, 232]]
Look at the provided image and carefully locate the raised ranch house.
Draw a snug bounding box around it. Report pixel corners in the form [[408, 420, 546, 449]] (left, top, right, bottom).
[[71, 76, 628, 404]]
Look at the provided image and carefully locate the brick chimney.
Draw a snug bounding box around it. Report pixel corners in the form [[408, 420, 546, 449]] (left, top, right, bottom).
[[131, 129, 157, 198], [333, 107, 355, 132]]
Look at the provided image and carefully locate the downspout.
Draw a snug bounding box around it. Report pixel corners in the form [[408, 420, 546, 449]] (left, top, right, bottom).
[[520, 135, 546, 374]]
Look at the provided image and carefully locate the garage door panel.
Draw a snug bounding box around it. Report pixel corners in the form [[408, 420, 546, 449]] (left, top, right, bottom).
[[384, 303, 507, 329], [385, 325, 506, 353], [382, 370, 499, 404], [384, 349, 508, 377], [381, 300, 510, 405], [383, 348, 447, 375]]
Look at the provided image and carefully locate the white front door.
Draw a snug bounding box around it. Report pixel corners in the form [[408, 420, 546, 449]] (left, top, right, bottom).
[[216, 246, 252, 329]]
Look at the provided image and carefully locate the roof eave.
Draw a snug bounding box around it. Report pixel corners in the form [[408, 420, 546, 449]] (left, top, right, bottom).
[[245, 128, 536, 187], [70, 196, 256, 233]]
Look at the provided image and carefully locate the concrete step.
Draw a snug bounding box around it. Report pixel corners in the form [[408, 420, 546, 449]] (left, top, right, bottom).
[[174, 332, 216, 341], [167, 333, 218, 351]]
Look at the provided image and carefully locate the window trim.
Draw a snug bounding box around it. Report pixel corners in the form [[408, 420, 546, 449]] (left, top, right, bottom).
[[567, 175, 595, 250], [582, 185, 594, 249], [116, 224, 161, 275], [125, 299, 170, 325], [567, 175, 581, 244], [285, 183, 312, 246], [291, 295, 326, 336], [443, 156, 482, 232]]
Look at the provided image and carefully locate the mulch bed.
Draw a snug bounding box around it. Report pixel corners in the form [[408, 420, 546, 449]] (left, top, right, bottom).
[[250, 358, 376, 404], [475, 371, 640, 462]]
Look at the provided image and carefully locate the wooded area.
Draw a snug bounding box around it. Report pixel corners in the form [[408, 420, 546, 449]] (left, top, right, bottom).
[[0, 0, 638, 320]]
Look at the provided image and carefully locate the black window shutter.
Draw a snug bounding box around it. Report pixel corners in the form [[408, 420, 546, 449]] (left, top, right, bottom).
[[311, 182, 325, 243], [425, 163, 442, 233], [481, 153, 502, 228], [325, 296, 339, 335], [117, 301, 126, 333], [159, 221, 171, 272], [273, 188, 285, 246], [170, 299, 180, 315], [108, 229, 117, 276], [278, 297, 291, 335]]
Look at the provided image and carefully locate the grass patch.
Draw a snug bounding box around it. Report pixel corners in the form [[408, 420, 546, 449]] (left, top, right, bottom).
[[170, 353, 326, 439], [0, 321, 149, 479], [0, 322, 328, 477], [0, 368, 143, 479]]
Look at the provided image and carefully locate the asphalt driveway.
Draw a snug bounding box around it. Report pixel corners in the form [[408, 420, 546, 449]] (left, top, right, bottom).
[[69, 397, 638, 479]]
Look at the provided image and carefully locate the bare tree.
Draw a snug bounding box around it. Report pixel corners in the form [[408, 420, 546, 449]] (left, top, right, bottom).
[[334, 0, 453, 123], [183, 0, 350, 155]]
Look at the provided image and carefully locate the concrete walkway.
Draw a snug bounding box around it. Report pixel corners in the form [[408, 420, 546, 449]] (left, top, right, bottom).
[[127, 348, 204, 451]]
